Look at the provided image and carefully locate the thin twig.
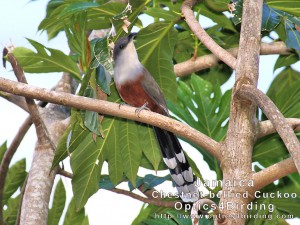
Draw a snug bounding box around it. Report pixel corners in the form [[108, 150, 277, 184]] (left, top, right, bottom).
[[236, 84, 300, 173], [57, 168, 178, 208], [191, 199, 224, 225], [0, 77, 221, 161], [174, 42, 291, 77], [57, 167, 73, 179], [7, 52, 53, 147], [181, 0, 237, 69], [258, 118, 300, 138], [110, 188, 177, 208], [252, 158, 297, 191], [0, 117, 32, 224], [0, 92, 28, 112]]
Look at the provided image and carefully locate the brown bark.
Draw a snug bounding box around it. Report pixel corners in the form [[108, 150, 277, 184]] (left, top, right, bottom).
[[220, 0, 263, 224], [19, 74, 74, 225]]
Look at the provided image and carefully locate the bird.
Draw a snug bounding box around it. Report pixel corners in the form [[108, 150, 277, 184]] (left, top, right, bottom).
[[113, 33, 198, 202]]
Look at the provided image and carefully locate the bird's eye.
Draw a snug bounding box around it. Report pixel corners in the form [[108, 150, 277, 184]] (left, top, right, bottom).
[[119, 44, 125, 49]]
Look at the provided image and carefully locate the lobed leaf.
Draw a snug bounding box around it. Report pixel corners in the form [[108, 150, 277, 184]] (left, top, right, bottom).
[[168, 75, 231, 172], [136, 22, 178, 102]]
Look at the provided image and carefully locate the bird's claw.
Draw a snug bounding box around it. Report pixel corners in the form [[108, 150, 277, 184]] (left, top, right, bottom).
[[135, 102, 150, 117]]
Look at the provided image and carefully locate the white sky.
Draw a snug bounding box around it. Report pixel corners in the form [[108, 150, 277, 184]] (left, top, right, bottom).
[[0, 0, 299, 224]]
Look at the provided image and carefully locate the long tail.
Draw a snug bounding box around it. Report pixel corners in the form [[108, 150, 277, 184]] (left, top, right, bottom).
[[153, 126, 198, 202]]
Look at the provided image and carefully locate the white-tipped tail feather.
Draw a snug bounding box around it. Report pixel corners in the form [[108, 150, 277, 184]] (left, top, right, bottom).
[[153, 126, 199, 202]]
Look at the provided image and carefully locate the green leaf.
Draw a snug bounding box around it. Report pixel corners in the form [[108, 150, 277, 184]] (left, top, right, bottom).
[[143, 218, 177, 225], [247, 199, 270, 225], [95, 64, 111, 95], [143, 174, 170, 191], [138, 124, 162, 171], [70, 125, 103, 210], [253, 134, 296, 162], [274, 54, 299, 71], [270, 197, 300, 217], [52, 120, 89, 169], [263, 209, 280, 225], [231, 0, 243, 26], [90, 37, 114, 75], [132, 204, 153, 225], [82, 216, 89, 225], [70, 85, 119, 209], [64, 13, 90, 72], [233, 1, 300, 55], [48, 179, 66, 225], [254, 68, 300, 163], [196, 3, 237, 32], [128, 176, 145, 191], [139, 153, 167, 171], [283, 16, 300, 56], [136, 22, 178, 102], [60, 2, 100, 17], [99, 175, 115, 190], [144, 8, 180, 22], [3, 159, 27, 205], [266, 68, 300, 118], [0, 141, 7, 162], [12, 39, 81, 80], [168, 75, 231, 172], [107, 119, 124, 186], [3, 195, 20, 225], [63, 198, 86, 225], [262, 3, 281, 31], [119, 119, 143, 186], [39, 1, 124, 39], [196, 64, 232, 86], [132, 203, 192, 225], [82, 86, 101, 135], [266, 0, 300, 17]]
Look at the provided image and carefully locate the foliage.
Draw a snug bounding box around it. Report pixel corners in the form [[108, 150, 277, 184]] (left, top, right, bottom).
[[4, 0, 300, 224]]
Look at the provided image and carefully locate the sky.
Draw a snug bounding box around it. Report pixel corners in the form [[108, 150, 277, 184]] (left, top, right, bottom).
[[0, 0, 299, 224]]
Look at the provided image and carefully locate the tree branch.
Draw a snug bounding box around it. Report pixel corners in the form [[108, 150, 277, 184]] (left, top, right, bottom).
[[258, 118, 300, 138], [7, 52, 54, 149], [181, 0, 237, 69], [0, 92, 28, 112], [0, 117, 32, 225], [252, 158, 297, 191], [220, 0, 263, 224], [110, 188, 177, 208], [174, 42, 291, 77], [57, 168, 178, 208], [0, 77, 221, 161], [236, 84, 300, 173]]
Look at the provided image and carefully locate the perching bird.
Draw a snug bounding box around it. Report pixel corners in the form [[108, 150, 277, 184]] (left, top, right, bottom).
[[113, 33, 198, 202]]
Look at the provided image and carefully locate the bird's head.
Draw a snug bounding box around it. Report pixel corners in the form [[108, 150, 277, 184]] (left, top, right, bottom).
[[113, 33, 137, 62]]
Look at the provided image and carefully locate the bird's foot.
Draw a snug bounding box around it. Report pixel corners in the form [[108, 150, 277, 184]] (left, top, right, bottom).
[[135, 102, 150, 117], [119, 102, 130, 109]]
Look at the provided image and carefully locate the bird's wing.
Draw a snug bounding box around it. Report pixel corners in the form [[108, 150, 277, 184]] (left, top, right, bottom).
[[140, 67, 169, 116]]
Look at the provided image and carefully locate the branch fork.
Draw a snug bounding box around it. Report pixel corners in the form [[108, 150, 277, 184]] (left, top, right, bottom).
[[235, 84, 300, 174]]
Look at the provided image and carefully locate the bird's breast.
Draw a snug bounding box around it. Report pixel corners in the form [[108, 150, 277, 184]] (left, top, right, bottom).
[[116, 76, 165, 114]]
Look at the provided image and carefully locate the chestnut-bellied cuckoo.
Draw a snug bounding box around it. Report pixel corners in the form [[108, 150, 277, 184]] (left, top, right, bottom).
[[113, 33, 198, 202]]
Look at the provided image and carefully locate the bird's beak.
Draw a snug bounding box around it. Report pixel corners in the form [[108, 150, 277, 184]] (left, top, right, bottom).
[[128, 32, 137, 41]]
